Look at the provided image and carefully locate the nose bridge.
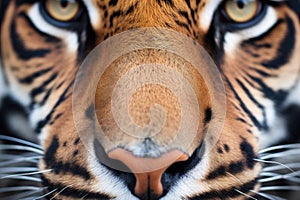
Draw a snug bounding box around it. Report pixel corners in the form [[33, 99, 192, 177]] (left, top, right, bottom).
[[91, 0, 199, 41]]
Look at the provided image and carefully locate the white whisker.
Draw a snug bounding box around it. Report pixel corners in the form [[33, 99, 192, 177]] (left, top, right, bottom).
[[0, 167, 39, 174], [250, 190, 286, 200], [0, 169, 53, 180], [33, 188, 58, 200], [50, 185, 72, 200], [0, 174, 42, 182], [254, 159, 296, 174], [259, 143, 300, 154], [0, 156, 42, 167], [0, 135, 42, 150], [0, 186, 42, 193], [263, 163, 300, 172], [0, 144, 43, 154], [234, 189, 257, 200], [260, 149, 300, 160], [260, 186, 300, 191], [1, 189, 45, 200], [259, 170, 300, 183], [0, 153, 39, 160]]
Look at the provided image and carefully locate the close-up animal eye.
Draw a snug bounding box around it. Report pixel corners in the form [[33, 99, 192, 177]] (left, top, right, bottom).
[[42, 0, 82, 22], [222, 0, 262, 23]]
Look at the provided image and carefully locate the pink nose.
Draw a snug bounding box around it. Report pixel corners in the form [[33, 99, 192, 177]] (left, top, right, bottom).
[[108, 148, 189, 198]]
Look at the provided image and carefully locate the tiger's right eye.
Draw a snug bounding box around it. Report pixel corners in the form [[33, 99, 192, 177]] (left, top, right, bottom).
[[223, 0, 261, 23], [45, 0, 81, 22]]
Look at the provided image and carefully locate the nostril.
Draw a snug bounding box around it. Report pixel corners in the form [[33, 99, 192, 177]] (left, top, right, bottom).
[[108, 148, 189, 199]]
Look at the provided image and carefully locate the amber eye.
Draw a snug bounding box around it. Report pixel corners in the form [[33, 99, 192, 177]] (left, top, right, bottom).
[[224, 0, 260, 23], [45, 0, 81, 22]]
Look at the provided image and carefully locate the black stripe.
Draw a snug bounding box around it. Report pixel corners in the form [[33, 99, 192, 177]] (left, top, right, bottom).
[[156, 0, 174, 7], [109, 10, 122, 28], [44, 136, 91, 180], [18, 67, 52, 84], [108, 0, 118, 6], [242, 20, 283, 49], [34, 81, 73, 133], [42, 175, 112, 199], [225, 77, 263, 130], [10, 14, 50, 60], [248, 74, 288, 107], [30, 72, 58, 98], [189, 179, 258, 200], [262, 17, 295, 69], [236, 78, 268, 130], [175, 19, 190, 31], [179, 10, 193, 26]]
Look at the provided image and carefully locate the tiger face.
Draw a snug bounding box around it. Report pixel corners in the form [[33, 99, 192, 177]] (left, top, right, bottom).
[[0, 0, 300, 199]]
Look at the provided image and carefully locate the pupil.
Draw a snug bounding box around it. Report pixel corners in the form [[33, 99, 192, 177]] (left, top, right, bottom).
[[60, 0, 69, 8], [236, 0, 245, 9]]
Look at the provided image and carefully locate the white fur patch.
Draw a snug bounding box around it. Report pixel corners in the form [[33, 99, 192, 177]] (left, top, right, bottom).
[[28, 3, 79, 53], [88, 151, 139, 200], [224, 7, 278, 55], [259, 115, 288, 149], [83, 0, 102, 29], [198, 0, 222, 32]]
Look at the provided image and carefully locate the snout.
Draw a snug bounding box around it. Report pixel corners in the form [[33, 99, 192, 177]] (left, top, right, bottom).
[[72, 28, 225, 200]]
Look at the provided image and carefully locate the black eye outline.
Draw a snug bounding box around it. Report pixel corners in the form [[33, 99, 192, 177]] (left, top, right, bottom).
[[218, 0, 268, 31], [39, 0, 86, 30]]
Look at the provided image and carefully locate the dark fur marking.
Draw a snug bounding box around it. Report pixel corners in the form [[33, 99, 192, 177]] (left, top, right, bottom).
[[74, 137, 80, 145], [44, 136, 91, 180], [204, 107, 212, 123], [225, 77, 263, 130], [42, 176, 112, 199], [263, 18, 295, 69], [240, 140, 256, 169], [228, 161, 244, 174], [217, 148, 223, 154], [206, 166, 226, 179], [35, 81, 74, 133], [224, 144, 230, 152], [109, 0, 118, 6], [19, 67, 53, 84]]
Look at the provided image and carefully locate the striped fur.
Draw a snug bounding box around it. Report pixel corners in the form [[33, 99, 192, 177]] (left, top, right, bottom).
[[0, 0, 300, 199]]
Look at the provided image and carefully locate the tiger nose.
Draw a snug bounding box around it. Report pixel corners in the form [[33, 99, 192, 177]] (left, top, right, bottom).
[[108, 148, 188, 199]]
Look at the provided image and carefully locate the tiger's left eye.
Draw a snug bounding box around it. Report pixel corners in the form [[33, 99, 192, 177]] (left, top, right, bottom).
[[45, 0, 81, 22], [223, 0, 260, 23]]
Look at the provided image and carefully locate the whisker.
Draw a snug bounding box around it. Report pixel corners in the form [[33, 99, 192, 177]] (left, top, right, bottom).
[[263, 163, 300, 172], [50, 185, 72, 200], [0, 169, 53, 180], [259, 170, 300, 183], [0, 156, 42, 167], [260, 186, 300, 191], [0, 174, 42, 182], [260, 149, 300, 160], [254, 159, 296, 174], [0, 135, 42, 150], [33, 188, 58, 200], [259, 143, 300, 154], [0, 144, 43, 154], [250, 190, 286, 200], [0, 153, 39, 160], [1, 189, 45, 200], [0, 186, 42, 193], [0, 167, 39, 174], [234, 188, 257, 200]]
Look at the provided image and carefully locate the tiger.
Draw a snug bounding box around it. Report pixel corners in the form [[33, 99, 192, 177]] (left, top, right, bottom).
[[0, 0, 300, 199]]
